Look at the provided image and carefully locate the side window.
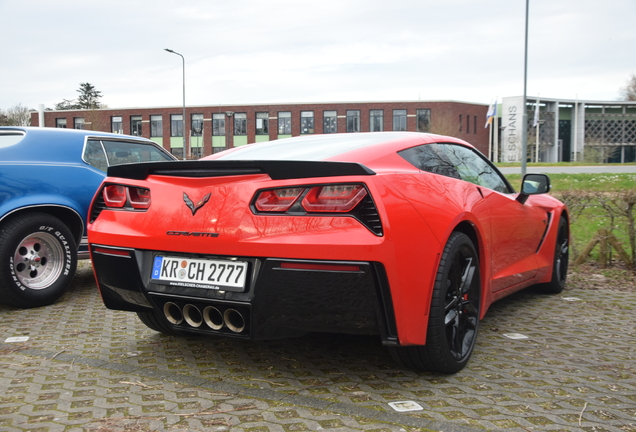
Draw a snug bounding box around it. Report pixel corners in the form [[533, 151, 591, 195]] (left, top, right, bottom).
[[398, 144, 460, 179], [442, 144, 511, 193], [398, 143, 512, 194], [102, 140, 175, 166], [83, 140, 108, 172]]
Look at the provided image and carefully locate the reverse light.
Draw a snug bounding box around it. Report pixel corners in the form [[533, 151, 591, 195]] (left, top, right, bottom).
[[255, 187, 303, 212], [103, 185, 127, 207], [128, 187, 151, 209], [301, 184, 368, 212], [102, 185, 151, 210]]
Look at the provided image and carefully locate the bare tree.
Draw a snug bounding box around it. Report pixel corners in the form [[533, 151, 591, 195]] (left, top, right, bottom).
[[428, 114, 459, 137], [620, 73, 636, 101], [0, 104, 31, 126]]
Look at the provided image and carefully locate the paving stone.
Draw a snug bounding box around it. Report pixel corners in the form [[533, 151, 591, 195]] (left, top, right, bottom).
[[1, 266, 635, 431]]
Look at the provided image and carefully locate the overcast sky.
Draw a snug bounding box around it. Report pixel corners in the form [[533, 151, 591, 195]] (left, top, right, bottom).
[[1, 0, 634, 111]]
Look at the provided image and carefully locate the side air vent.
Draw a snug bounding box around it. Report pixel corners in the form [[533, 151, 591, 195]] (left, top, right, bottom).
[[90, 188, 106, 223], [373, 262, 397, 339], [355, 194, 383, 236]]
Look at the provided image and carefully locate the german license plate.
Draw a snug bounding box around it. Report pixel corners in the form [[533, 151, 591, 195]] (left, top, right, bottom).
[[151, 256, 248, 291]]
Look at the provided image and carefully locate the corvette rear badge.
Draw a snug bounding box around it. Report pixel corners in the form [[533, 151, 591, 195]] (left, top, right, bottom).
[[183, 192, 211, 216]]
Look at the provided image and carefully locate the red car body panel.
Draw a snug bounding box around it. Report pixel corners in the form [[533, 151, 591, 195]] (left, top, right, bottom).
[[88, 132, 567, 351]]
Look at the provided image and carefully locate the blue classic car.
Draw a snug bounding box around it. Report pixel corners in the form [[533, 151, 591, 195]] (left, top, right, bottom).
[[0, 127, 176, 308]]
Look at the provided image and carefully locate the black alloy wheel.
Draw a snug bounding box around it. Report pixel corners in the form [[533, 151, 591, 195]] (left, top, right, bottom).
[[391, 232, 481, 373], [537, 216, 569, 294]]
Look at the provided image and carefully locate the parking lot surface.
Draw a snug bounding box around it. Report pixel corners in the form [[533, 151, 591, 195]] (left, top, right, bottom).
[[1, 264, 635, 432]]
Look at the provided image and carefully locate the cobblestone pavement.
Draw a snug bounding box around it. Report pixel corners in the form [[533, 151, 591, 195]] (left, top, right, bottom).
[[1, 264, 635, 432]]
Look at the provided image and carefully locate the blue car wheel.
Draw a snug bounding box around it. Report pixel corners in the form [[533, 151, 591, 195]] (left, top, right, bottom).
[[0, 213, 77, 308]]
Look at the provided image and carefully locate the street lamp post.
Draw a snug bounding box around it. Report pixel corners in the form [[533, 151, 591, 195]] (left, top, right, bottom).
[[521, 0, 529, 176], [164, 48, 187, 160]]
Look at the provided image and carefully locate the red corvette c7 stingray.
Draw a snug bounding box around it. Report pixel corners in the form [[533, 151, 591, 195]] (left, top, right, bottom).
[[88, 132, 569, 373]]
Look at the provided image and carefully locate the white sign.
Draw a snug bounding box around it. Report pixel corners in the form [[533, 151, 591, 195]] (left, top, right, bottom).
[[5, 336, 29, 343], [501, 96, 524, 162], [388, 401, 424, 412]]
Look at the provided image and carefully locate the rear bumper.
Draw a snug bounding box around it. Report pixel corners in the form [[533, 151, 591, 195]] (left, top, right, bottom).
[[90, 245, 398, 345]]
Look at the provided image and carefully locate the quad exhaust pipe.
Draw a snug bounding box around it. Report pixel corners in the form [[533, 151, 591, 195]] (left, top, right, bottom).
[[183, 304, 203, 328], [163, 302, 183, 325], [162, 302, 248, 334], [223, 308, 246, 333], [203, 306, 224, 330]]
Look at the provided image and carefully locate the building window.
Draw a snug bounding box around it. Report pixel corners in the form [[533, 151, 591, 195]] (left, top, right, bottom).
[[191, 113, 203, 136], [191, 146, 202, 158], [171, 114, 183, 137], [459, 114, 463, 132], [323, 110, 337, 133], [111, 116, 123, 134], [370, 110, 383, 132], [73, 117, 84, 130], [150, 115, 162, 137], [256, 112, 269, 135], [474, 116, 477, 134], [346, 110, 360, 133], [171, 148, 183, 159], [393, 110, 407, 131], [278, 111, 291, 135], [56, 118, 67, 128], [416, 109, 430, 132], [130, 116, 142, 136], [234, 113, 247, 135], [467, 115, 470, 134], [212, 113, 225, 136], [301, 111, 314, 134]]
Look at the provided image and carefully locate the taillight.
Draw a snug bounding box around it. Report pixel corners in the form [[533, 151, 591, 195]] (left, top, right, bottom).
[[128, 187, 151, 209], [102, 184, 151, 210], [302, 185, 367, 212], [255, 188, 303, 212], [252, 183, 382, 236], [103, 185, 127, 207], [254, 184, 368, 213]]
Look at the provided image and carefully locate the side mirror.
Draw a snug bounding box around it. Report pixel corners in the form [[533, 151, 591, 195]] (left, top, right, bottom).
[[517, 173, 551, 204]]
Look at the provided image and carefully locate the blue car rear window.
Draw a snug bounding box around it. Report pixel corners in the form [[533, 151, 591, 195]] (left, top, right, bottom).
[[0, 132, 25, 149]]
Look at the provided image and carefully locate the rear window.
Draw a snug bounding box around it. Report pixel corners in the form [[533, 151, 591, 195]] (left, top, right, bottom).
[[0, 132, 25, 149], [214, 133, 412, 161], [83, 139, 174, 172]]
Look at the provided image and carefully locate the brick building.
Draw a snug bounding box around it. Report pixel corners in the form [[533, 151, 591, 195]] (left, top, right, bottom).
[[31, 101, 489, 159]]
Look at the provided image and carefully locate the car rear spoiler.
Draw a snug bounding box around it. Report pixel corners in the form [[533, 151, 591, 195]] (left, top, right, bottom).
[[107, 160, 376, 181]]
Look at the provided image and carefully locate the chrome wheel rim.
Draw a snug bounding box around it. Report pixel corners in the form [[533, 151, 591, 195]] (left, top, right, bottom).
[[13, 232, 65, 290]]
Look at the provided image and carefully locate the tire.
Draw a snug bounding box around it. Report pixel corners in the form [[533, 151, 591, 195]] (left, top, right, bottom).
[[0, 213, 77, 308], [136, 310, 187, 336], [536, 216, 569, 294], [391, 232, 481, 373]]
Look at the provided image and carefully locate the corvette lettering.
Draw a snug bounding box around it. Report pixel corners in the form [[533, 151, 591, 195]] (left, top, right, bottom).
[[167, 231, 219, 237]]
